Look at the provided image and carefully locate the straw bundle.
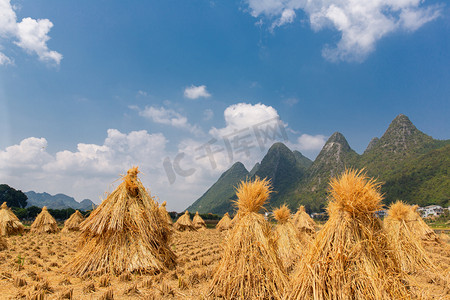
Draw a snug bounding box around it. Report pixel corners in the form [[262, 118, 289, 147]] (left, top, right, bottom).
[[158, 201, 172, 226], [0, 202, 24, 236], [174, 211, 196, 232], [209, 178, 288, 300], [409, 205, 439, 243], [216, 212, 232, 231], [292, 205, 315, 235], [384, 201, 435, 273], [193, 212, 206, 230], [65, 167, 176, 276], [62, 210, 85, 233], [31, 206, 59, 234], [290, 169, 409, 300], [273, 205, 303, 273], [0, 236, 6, 251]]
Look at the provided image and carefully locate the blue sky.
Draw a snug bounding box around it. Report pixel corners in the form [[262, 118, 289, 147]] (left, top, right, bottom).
[[0, 0, 449, 211]]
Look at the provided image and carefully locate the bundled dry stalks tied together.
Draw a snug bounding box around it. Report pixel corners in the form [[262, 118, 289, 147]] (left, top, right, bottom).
[[292, 205, 315, 235], [0, 202, 24, 236], [408, 205, 440, 243], [384, 201, 436, 273], [65, 167, 176, 276], [193, 212, 206, 230], [62, 210, 84, 233], [216, 212, 232, 231], [158, 201, 172, 226], [174, 211, 196, 232], [273, 204, 304, 273], [0, 235, 7, 250], [290, 169, 410, 300], [31, 206, 59, 234], [210, 178, 288, 300]]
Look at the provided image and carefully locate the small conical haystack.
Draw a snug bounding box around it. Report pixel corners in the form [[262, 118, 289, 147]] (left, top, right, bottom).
[[209, 178, 288, 299], [273, 205, 303, 273], [174, 211, 196, 232], [31, 206, 59, 234], [65, 167, 176, 276], [62, 210, 85, 233], [0, 202, 24, 236], [292, 205, 315, 235], [290, 169, 409, 300], [193, 212, 207, 230], [158, 201, 172, 226], [384, 201, 435, 273], [216, 213, 232, 231]]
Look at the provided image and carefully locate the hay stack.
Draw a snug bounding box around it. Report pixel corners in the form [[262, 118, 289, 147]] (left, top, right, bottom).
[[216, 212, 232, 231], [384, 201, 435, 273], [209, 178, 288, 299], [31, 206, 59, 234], [0, 202, 24, 236], [193, 212, 206, 230], [290, 169, 409, 300], [273, 205, 303, 273], [65, 167, 176, 276], [62, 210, 84, 233], [292, 205, 315, 235], [158, 201, 172, 226], [409, 205, 439, 242], [174, 211, 196, 232], [0, 236, 6, 251]]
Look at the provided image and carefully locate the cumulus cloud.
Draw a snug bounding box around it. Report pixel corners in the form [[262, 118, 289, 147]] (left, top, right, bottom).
[[0, 0, 62, 65], [0, 52, 13, 65], [245, 0, 442, 61], [184, 85, 211, 99], [296, 133, 327, 151], [136, 106, 203, 135]]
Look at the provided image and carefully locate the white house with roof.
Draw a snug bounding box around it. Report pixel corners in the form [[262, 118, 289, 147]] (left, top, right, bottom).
[[417, 205, 444, 218]]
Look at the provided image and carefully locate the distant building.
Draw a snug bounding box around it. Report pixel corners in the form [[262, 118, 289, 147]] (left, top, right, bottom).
[[375, 210, 387, 218], [417, 205, 444, 218]]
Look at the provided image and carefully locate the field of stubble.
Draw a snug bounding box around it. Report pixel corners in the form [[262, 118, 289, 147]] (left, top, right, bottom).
[[0, 229, 449, 299]]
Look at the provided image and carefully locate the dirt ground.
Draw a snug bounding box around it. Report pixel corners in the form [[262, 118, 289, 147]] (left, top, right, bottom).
[[0, 229, 448, 299]]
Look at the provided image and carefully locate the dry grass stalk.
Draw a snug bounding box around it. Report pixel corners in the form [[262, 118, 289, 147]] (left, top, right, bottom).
[[193, 212, 207, 230], [0, 202, 24, 236], [210, 178, 288, 300], [61, 210, 84, 233], [290, 169, 410, 300], [158, 201, 172, 226], [273, 204, 304, 273], [0, 235, 7, 251], [384, 201, 436, 273], [409, 205, 439, 243], [65, 167, 176, 276], [292, 205, 315, 235], [174, 211, 196, 232], [31, 206, 59, 234], [216, 212, 232, 231]]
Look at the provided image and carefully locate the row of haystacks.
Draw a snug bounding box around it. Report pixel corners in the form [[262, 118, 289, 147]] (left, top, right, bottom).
[[208, 170, 446, 300]]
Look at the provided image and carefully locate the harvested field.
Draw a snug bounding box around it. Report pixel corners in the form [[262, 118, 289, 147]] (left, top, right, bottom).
[[0, 227, 448, 299]]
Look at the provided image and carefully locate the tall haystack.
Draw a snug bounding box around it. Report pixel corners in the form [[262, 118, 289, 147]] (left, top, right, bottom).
[[384, 201, 435, 273], [174, 211, 196, 232], [65, 167, 176, 276], [290, 169, 409, 300], [216, 212, 232, 231], [158, 201, 172, 226], [292, 205, 315, 235], [409, 205, 439, 243], [209, 178, 288, 300], [62, 210, 85, 233], [0, 202, 24, 236], [193, 212, 206, 230], [31, 206, 59, 234], [273, 204, 303, 273]]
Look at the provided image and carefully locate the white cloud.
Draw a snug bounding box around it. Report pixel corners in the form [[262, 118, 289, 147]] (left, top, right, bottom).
[[296, 134, 327, 151], [203, 108, 214, 121], [0, 0, 62, 65], [184, 85, 211, 99], [0, 52, 12, 65], [283, 97, 299, 106], [136, 105, 203, 136], [245, 0, 442, 62]]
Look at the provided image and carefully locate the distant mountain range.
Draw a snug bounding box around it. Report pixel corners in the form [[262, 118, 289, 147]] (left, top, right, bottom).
[[187, 114, 449, 215], [25, 191, 96, 211]]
